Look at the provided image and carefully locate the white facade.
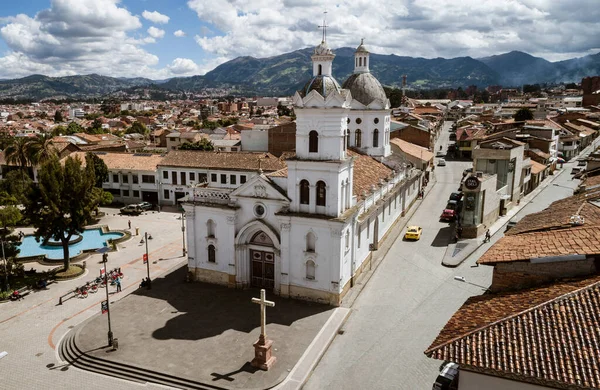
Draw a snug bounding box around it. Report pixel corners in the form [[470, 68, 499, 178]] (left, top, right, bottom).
[[459, 371, 551, 390], [182, 38, 422, 305]]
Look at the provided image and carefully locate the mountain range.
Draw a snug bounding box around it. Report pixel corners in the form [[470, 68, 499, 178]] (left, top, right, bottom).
[[0, 49, 598, 100]]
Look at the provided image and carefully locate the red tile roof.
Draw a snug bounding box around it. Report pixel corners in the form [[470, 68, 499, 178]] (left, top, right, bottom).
[[347, 149, 393, 200], [425, 276, 600, 389]]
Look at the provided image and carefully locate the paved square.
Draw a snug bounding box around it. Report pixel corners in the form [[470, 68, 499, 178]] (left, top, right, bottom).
[[71, 265, 334, 389]]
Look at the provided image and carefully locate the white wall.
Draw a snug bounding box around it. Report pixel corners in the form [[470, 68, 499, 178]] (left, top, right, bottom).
[[347, 110, 391, 157], [460, 371, 551, 390], [241, 129, 269, 152]]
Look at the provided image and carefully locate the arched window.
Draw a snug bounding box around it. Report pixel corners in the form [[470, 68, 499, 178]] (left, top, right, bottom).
[[300, 180, 310, 205], [355, 129, 362, 148], [359, 57, 362, 67], [306, 260, 315, 280], [306, 232, 316, 252], [316, 181, 326, 206], [373, 129, 379, 147], [309, 130, 318, 153], [207, 219, 215, 237], [318, 64, 322, 75], [208, 244, 216, 263]]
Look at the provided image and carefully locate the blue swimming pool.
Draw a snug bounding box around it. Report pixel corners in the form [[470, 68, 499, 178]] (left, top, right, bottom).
[[17, 228, 124, 260]]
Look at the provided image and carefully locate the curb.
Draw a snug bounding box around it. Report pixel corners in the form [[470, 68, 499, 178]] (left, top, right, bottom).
[[272, 308, 351, 390]]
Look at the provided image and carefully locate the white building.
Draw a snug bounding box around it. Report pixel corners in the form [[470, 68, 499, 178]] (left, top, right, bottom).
[[182, 39, 421, 305]]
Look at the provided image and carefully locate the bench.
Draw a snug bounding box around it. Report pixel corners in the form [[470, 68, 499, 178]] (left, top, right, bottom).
[[10, 286, 30, 301]]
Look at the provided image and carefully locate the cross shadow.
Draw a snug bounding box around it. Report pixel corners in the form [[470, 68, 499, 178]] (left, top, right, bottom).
[[210, 362, 258, 382], [130, 265, 332, 341]]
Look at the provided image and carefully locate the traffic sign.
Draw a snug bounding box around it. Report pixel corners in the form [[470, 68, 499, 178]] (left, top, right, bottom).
[[101, 300, 108, 314], [143, 253, 148, 264]]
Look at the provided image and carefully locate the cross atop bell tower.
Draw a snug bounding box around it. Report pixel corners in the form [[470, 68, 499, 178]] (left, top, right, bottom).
[[318, 11, 328, 43]]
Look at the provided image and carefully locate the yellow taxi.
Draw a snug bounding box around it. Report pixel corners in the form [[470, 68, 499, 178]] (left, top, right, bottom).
[[404, 226, 423, 241]]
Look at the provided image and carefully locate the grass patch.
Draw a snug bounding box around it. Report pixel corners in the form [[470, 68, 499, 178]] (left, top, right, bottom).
[[54, 265, 82, 279]]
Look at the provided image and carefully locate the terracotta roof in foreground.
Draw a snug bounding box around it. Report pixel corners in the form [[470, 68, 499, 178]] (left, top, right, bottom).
[[425, 276, 600, 389], [64, 151, 165, 171], [389, 138, 433, 162]]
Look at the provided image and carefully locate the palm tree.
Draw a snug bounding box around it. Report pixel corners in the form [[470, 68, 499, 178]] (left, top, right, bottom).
[[27, 134, 56, 166], [4, 137, 32, 184]]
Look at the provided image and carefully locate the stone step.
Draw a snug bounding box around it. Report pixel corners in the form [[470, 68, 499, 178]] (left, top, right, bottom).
[[59, 331, 225, 390]]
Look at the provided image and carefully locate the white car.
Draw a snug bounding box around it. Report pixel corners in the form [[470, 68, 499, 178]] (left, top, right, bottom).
[[436, 151, 445, 157], [438, 158, 446, 166]]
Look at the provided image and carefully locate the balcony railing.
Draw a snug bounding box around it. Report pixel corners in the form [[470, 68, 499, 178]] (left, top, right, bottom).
[[188, 187, 232, 205]]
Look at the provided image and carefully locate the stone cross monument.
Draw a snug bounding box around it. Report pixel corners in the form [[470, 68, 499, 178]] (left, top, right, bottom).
[[251, 288, 276, 370]]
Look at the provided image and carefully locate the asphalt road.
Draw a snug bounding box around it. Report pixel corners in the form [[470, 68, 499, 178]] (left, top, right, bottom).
[[303, 122, 584, 390]]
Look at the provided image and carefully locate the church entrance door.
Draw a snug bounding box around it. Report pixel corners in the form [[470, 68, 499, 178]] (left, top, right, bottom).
[[250, 250, 275, 289], [249, 231, 275, 289]]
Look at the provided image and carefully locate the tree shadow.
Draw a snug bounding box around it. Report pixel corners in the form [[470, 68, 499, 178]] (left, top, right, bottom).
[[130, 265, 332, 341]]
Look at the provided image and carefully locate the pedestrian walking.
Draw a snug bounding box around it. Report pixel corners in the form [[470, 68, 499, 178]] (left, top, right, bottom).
[[116, 277, 122, 293], [128, 220, 131, 230]]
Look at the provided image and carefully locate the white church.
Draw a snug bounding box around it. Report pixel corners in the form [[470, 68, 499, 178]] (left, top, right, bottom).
[[183, 38, 422, 306]]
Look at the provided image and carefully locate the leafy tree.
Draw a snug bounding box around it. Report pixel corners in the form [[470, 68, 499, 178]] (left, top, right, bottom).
[[4, 137, 32, 187], [202, 120, 219, 130], [27, 134, 56, 166], [179, 138, 214, 151], [99, 190, 113, 206], [54, 110, 63, 122], [85, 152, 109, 188], [0, 206, 22, 230], [126, 121, 148, 135], [514, 108, 534, 122], [0, 171, 33, 204], [25, 156, 99, 271], [87, 118, 104, 134], [51, 125, 66, 137], [38, 111, 47, 119], [65, 122, 84, 135]]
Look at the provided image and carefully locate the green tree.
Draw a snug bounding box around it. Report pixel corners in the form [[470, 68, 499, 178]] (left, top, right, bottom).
[[65, 122, 85, 135], [4, 137, 32, 187], [179, 138, 214, 151], [0, 206, 22, 230], [514, 108, 534, 122], [202, 120, 219, 130], [0, 171, 33, 204], [85, 152, 109, 188], [54, 110, 63, 122], [126, 121, 148, 135], [27, 134, 56, 166], [87, 118, 104, 134], [25, 156, 99, 271]]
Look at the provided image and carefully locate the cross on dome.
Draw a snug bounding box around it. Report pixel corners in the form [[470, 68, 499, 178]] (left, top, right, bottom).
[[318, 11, 328, 43]]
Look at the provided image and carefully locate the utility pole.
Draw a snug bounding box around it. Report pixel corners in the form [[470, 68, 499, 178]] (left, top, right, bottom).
[[181, 211, 186, 257], [102, 252, 114, 347], [144, 232, 151, 289]]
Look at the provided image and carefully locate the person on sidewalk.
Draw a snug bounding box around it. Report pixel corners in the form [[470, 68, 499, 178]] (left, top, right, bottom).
[[484, 229, 491, 243], [116, 277, 122, 293], [128, 220, 131, 230]]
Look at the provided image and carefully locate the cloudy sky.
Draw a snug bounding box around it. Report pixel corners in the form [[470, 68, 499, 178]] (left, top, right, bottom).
[[0, 0, 598, 79]]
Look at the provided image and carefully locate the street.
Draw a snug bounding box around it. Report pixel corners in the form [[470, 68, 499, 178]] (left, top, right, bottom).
[[303, 121, 583, 390]]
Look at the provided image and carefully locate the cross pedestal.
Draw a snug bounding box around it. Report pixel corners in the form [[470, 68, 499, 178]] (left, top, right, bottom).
[[251, 289, 276, 370]]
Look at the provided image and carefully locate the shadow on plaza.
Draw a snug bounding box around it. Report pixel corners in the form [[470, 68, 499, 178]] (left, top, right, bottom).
[[132, 265, 332, 342], [430, 225, 454, 247]]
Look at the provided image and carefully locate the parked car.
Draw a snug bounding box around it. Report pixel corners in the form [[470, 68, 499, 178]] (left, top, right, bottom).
[[449, 133, 456, 141], [446, 200, 459, 211], [120, 204, 143, 215], [440, 209, 456, 222], [404, 226, 423, 241], [462, 168, 473, 177], [436, 151, 445, 157], [438, 158, 446, 166], [449, 192, 463, 201], [138, 201, 153, 211], [571, 167, 582, 175], [578, 160, 587, 167], [432, 362, 459, 390]]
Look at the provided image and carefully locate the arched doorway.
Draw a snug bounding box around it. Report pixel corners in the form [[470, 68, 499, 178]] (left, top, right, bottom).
[[249, 231, 275, 289]]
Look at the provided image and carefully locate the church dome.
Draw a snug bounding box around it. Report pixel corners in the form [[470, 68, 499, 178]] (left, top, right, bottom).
[[313, 41, 333, 56], [355, 39, 368, 54], [300, 75, 341, 97], [342, 72, 387, 106]]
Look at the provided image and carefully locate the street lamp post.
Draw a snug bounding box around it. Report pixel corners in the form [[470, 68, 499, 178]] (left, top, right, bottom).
[[2, 240, 8, 292], [96, 247, 114, 347], [144, 232, 151, 289], [181, 211, 186, 257]]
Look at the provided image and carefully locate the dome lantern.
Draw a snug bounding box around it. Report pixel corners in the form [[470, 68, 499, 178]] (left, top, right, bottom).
[[354, 38, 370, 74]]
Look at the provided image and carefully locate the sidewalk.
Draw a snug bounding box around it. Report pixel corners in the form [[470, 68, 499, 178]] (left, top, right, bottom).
[[441, 143, 596, 268]]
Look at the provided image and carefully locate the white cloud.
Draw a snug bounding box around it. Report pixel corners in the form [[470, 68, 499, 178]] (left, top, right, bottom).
[[147, 26, 165, 39], [188, 0, 600, 63], [167, 58, 199, 74], [174, 30, 186, 37], [142, 10, 170, 24]]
